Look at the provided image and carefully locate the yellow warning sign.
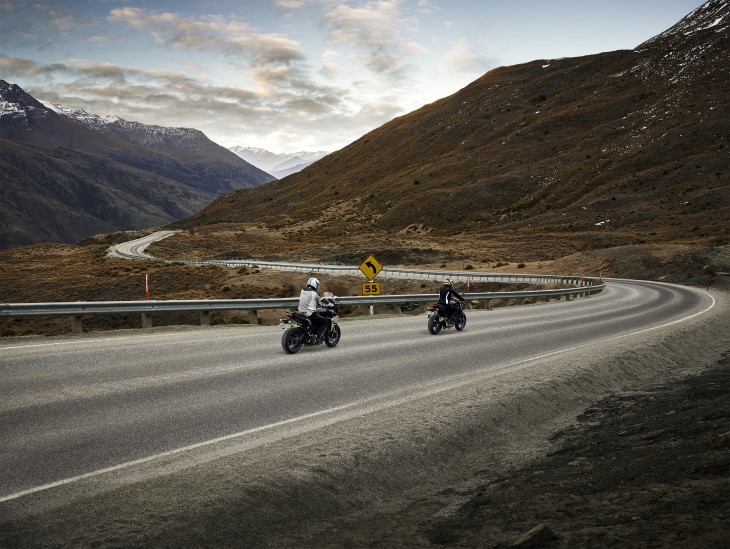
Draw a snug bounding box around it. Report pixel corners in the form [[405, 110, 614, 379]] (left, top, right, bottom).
[[359, 255, 383, 280]]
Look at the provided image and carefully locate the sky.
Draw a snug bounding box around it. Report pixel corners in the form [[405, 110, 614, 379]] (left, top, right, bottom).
[[0, 0, 705, 153]]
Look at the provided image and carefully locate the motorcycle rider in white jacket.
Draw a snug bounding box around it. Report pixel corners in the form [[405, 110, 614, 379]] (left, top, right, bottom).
[[298, 277, 331, 336]]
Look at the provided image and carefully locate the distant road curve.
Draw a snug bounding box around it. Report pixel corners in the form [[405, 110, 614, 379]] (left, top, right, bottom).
[[110, 231, 594, 285], [109, 230, 177, 260]]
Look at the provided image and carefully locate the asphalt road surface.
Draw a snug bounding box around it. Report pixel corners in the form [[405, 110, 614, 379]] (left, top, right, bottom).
[[0, 279, 714, 508]]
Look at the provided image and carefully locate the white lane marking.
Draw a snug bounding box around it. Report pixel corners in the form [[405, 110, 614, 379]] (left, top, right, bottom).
[[0, 401, 357, 503], [0, 327, 262, 351], [0, 336, 139, 351], [0, 288, 716, 503]]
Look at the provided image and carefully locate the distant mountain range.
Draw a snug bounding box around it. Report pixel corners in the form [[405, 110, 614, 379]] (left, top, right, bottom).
[[229, 147, 330, 179], [0, 82, 274, 249]]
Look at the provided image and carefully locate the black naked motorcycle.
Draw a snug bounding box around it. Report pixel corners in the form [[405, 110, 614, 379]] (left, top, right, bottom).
[[427, 298, 466, 335], [280, 296, 341, 354]]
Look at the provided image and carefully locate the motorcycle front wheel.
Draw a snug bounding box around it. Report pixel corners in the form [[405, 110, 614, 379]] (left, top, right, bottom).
[[325, 324, 341, 347], [428, 314, 443, 335], [455, 312, 467, 331], [282, 326, 305, 354]]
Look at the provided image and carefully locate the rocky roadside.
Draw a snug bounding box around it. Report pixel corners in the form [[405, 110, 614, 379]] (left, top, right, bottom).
[[303, 351, 730, 548]]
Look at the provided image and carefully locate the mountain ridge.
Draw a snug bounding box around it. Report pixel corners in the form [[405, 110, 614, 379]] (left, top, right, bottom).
[[0, 82, 275, 248], [229, 146, 330, 179]]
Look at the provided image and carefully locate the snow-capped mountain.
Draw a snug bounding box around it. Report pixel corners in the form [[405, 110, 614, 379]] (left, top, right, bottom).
[[39, 102, 120, 129], [0, 80, 47, 117], [229, 146, 329, 179], [41, 101, 234, 154], [639, 0, 727, 47]]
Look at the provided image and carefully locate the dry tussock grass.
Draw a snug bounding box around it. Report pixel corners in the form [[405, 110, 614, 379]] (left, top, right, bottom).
[[2, 226, 726, 337]]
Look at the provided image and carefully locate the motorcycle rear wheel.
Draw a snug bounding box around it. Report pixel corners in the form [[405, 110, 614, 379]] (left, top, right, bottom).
[[325, 324, 341, 347], [282, 326, 305, 354], [428, 314, 443, 335]]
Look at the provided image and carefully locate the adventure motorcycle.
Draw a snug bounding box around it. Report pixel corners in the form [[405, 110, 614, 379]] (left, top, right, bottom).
[[280, 295, 341, 354], [427, 298, 466, 335]]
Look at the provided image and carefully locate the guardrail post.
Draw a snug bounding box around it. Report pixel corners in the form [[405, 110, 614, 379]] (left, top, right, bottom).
[[71, 315, 83, 334], [141, 313, 153, 329], [200, 311, 210, 326], [249, 309, 259, 325]]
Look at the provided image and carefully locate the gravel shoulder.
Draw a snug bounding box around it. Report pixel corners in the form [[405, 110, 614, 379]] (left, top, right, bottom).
[[1, 288, 728, 548]]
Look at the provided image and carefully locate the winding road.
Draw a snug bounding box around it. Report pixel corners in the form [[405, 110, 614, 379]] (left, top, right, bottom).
[[0, 278, 715, 509]]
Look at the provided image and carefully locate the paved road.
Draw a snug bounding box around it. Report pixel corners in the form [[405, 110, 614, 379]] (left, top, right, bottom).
[[0, 279, 714, 505], [111, 230, 177, 259], [109, 230, 584, 285]]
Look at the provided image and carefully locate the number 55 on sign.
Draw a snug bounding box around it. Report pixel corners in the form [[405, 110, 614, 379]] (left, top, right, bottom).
[[362, 282, 381, 295]]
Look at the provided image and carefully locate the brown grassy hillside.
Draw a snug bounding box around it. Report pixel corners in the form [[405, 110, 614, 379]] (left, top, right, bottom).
[[173, 2, 728, 260]]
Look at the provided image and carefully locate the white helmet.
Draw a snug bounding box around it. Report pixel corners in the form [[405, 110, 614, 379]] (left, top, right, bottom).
[[307, 277, 320, 291]]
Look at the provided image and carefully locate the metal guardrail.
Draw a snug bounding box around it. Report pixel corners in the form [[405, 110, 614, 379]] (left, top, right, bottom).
[[111, 231, 594, 286], [0, 283, 605, 334], [177, 258, 590, 286], [0, 231, 603, 334]]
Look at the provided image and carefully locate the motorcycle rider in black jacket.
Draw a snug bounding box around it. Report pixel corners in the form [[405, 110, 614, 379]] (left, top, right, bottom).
[[438, 278, 464, 322]]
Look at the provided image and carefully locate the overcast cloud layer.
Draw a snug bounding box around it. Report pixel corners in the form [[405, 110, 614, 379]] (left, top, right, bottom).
[[0, 0, 702, 152]]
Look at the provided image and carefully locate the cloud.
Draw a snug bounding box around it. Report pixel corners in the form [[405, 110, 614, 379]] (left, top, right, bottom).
[[0, 55, 37, 74], [105, 6, 323, 100], [439, 38, 498, 76], [321, 0, 425, 82], [0, 0, 100, 51], [275, 0, 316, 8], [0, 54, 366, 151], [107, 8, 305, 68], [0, 3, 430, 152], [415, 0, 437, 14]]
